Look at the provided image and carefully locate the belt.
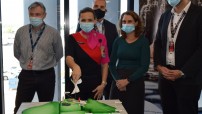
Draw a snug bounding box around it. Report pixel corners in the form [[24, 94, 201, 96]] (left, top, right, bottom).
[[22, 67, 54, 74]]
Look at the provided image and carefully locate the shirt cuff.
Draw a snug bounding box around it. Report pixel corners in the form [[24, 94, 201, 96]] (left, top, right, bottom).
[[180, 70, 185, 78]]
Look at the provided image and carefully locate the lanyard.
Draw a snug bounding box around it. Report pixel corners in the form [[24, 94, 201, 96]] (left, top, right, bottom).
[[170, 12, 186, 38], [29, 24, 46, 52]]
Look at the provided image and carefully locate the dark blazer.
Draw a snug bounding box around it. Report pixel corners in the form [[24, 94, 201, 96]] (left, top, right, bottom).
[[154, 3, 202, 86], [76, 19, 118, 55]]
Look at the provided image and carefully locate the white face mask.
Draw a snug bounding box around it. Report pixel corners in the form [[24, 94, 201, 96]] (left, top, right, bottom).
[[29, 17, 43, 27], [167, 0, 181, 7]]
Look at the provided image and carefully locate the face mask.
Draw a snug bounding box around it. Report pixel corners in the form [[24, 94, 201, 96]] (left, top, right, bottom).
[[30, 17, 43, 27], [80, 22, 94, 33], [121, 24, 135, 34], [94, 9, 106, 19], [167, 0, 180, 7]]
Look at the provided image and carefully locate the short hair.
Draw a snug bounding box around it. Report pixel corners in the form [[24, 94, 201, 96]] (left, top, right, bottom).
[[78, 7, 96, 20], [28, 1, 46, 13], [93, 0, 107, 6], [119, 11, 144, 38]]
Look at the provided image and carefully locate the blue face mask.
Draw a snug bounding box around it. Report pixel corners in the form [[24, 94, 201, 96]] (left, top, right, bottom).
[[121, 24, 135, 34], [80, 22, 94, 33], [30, 17, 43, 27], [167, 0, 180, 7]]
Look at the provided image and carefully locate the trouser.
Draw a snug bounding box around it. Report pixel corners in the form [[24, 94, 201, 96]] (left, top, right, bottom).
[[159, 78, 201, 114], [14, 68, 55, 114], [110, 77, 145, 114]]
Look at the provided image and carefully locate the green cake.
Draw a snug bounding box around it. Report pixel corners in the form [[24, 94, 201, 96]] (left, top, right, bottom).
[[60, 99, 81, 112], [22, 99, 117, 114], [82, 99, 116, 113], [22, 102, 59, 114]]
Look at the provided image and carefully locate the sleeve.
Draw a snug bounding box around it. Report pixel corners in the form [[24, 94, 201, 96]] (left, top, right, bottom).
[[109, 38, 121, 80], [66, 35, 76, 58], [128, 38, 150, 81], [13, 29, 21, 60], [153, 13, 165, 68], [53, 31, 63, 62], [181, 8, 202, 77], [100, 35, 110, 64]]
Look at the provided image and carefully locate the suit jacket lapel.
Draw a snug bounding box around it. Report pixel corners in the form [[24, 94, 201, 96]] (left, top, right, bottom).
[[103, 19, 107, 36], [176, 3, 195, 44], [162, 11, 172, 47]]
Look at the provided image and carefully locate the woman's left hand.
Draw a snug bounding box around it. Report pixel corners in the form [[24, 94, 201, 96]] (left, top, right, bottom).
[[92, 84, 105, 100]]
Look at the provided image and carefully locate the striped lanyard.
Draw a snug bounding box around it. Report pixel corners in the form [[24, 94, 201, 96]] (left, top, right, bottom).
[[170, 12, 186, 38], [29, 24, 46, 52], [169, 12, 186, 52]]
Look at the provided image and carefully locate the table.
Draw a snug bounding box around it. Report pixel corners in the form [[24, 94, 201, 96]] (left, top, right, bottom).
[[16, 100, 127, 114], [17, 100, 162, 114]]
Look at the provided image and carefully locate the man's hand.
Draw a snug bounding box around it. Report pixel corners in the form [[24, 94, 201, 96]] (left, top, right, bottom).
[[168, 70, 183, 80], [157, 65, 183, 81]]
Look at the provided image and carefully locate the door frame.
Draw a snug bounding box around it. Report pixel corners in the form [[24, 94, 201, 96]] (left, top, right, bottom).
[[0, 0, 5, 113], [64, 0, 70, 97]]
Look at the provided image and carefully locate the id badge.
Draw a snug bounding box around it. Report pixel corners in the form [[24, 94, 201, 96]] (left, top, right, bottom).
[[27, 56, 33, 70], [169, 40, 174, 52]]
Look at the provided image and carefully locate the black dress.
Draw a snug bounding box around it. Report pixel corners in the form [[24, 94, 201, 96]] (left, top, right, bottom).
[[66, 32, 109, 100]]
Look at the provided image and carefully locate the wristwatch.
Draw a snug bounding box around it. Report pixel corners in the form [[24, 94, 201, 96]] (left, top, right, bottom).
[[101, 81, 107, 86]]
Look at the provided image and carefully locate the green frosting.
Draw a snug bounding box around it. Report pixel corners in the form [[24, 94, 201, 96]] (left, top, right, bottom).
[[60, 111, 85, 114], [60, 99, 81, 112], [22, 99, 116, 114], [82, 99, 116, 113], [22, 102, 59, 114]]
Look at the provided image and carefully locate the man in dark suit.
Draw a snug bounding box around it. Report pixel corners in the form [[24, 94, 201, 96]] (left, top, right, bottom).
[[154, 0, 202, 114], [76, 0, 118, 99]]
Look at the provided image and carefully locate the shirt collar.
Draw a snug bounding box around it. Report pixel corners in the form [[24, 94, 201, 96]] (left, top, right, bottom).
[[96, 20, 104, 26], [31, 23, 46, 34], [171, 1, 191, 14]]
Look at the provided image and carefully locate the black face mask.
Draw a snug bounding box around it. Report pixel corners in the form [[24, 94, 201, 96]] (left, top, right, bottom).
[[94, 9, 106, 19]]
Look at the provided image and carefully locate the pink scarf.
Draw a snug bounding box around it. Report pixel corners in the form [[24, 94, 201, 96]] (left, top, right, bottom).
[[81, 30, 98, 49]]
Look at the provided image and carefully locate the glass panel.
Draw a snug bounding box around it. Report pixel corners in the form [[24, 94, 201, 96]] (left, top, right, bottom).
[[0, 1, 4, 113], [60, 0, 65, 100], [120, 0, 128, 15], [1, 1, 24, 113]]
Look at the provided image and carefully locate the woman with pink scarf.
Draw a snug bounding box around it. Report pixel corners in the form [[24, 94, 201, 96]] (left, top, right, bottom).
[[65, 7, 109, 100]]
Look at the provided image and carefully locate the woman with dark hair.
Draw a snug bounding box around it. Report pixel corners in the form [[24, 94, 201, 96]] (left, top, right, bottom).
[[65, 7, 109, 100], [109, 11, 150, 114]]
